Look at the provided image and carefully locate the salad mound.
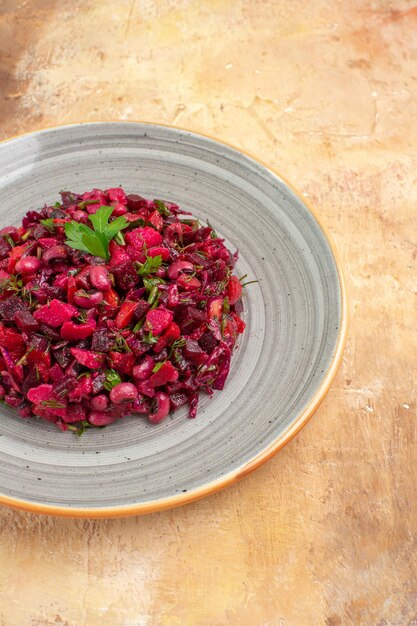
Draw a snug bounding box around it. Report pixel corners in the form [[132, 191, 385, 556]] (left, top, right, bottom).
[[0, 188, 246, 433]]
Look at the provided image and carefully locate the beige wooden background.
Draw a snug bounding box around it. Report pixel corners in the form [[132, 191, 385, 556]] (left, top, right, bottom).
[[0, 1, 416, 625]]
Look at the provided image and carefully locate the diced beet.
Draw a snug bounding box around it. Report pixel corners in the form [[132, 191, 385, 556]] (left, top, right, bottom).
[[112, 261, 138, 290], [199, 332, 218, 354], [92, 371, 106, 394], [107, 188, 127, 204], [54, 375, 78, 398], [68, 376, 93, 401], [61, 320, 96, 341], [115, 301, 137, 328], [227, 275, 243, 305], [0, 238, 11, 260], [62, 404, 87, 423], [52, 345, 72, 369], [70, 348, 105, 369], [149, 361, 179, 387], [60, 190, 82, 206], [183, 339, 207, 366], [33, 299, 78, 327], [168, 284, 179, 308], [147, 246, 169, 261], [125, 226, 162, 249], [148, 210, 164, 231], [135, 379, 155, 398], [27, 384, 54, 404], [177, 275, 201, 291], [91, 329, 110, 352], [108, 351, 135, 375], [0, 295, 26, 322], [144, 307, 173, 335], [154, 322, 181, 354], [108, 242, 130, 268], [49, 364, 65, 384], [126, 194, 148, 211], [126, 335, 150, 357], [170, 392, 188, 411]]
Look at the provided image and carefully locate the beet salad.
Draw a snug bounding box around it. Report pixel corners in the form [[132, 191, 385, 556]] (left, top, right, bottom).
[[0, 188, 247, 433]]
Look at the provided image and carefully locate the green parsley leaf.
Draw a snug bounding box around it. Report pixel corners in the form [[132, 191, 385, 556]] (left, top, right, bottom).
[[64, 206, 128, 260], [127, 217, 157, 230], [154, 199, 171, 217], [152, 361, 166, 373], [137, 255, 163, 277], [103, 369, 122, 391], [40, 218, 56, 233], [78, 199, 100, 209]]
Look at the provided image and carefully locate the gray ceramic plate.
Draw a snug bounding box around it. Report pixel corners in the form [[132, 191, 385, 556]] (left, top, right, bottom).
[[0, 122, 346, 517]]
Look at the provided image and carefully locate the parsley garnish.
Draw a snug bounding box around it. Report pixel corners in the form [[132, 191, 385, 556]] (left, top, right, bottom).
[[103, 369, 122, 390], [154, 199, 171, 217], [137, 255, 163, 277], [64, 206, 128, 261], [40, 218, 56, 233]]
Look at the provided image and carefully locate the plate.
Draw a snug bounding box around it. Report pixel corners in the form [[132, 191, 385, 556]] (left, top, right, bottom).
[[0, 122, 346, 517]]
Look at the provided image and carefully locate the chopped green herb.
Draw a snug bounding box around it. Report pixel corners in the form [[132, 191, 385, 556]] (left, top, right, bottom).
[[64, 206, 128, 261], [154, 199, 171, 217], [78, 199, 100, 209], [40, 399, 66, 409], [142, 331, 158, 345], [241, 280, 259, 287], [103, 369, 122, 391], [152, 361, 166, 373], [113, 334, 132, 353], [6, 235, 15, 247], [40, 218, 56, 233], [77, 371, 91, 379], [127, 217, 157, 230], [54, 202, 62, 208], [137, 255, 163, 277], [68, 420, 90, 436], [223, 296, 230, 314]]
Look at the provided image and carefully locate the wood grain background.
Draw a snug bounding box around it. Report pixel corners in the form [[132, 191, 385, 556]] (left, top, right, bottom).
[[0, 1, 416, 625]]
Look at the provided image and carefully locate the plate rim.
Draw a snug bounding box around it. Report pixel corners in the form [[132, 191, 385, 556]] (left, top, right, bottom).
[[0, 120, 348, 517]]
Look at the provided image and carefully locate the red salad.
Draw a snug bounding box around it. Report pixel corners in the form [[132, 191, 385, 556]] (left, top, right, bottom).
[[0, 188, 246, 433]]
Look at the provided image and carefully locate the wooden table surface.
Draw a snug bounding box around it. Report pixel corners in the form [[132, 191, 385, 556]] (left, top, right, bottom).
[[0, 1, 416, 625]]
